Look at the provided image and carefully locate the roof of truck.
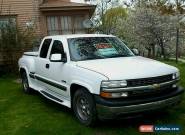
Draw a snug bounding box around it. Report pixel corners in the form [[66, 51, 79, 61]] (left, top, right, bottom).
[[44, 34, 115, 39]]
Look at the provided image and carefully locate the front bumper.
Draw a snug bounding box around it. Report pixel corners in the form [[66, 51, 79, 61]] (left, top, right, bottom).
[[95, 86, 184, 119]]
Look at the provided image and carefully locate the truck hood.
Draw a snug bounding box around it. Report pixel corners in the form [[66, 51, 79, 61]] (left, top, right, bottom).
[[76, 56, 178, 80]]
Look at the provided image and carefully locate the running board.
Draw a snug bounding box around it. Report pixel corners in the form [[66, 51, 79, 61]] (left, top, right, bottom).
[[40, 90, 63, 103]]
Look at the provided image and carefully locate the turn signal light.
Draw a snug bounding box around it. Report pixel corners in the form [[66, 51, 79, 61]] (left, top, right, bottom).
[[100, 92, 112, 98], [100, 91, 128, 98]]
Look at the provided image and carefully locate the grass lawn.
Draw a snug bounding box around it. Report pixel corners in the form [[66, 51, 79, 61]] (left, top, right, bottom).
[[0, 60, 185, 135], [181, 56, 185, 60]]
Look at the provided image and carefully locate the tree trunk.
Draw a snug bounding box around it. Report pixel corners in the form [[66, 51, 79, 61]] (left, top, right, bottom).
[[176, 27, 179, 63], [160, 38, 165, 59], [147, 48, 152, 58], [151, 44, 155, 58]]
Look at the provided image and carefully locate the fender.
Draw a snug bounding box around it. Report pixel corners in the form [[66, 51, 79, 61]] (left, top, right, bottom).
[[19, 56, 36, 73], [19, 65, 29, 76], [19, 66, 29, 81], [70, 80, 95, 94], [19, 65, 36, 89]]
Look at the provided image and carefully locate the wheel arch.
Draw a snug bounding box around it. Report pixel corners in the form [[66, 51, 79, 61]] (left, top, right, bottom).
[[20, 67, 26, 75], [70, 83, 91, 98], [19, 66, 30, 84], [70, 83, 92, 108]]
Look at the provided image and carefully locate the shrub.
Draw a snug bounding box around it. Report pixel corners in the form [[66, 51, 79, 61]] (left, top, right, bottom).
[[0, 19, 37, 74]]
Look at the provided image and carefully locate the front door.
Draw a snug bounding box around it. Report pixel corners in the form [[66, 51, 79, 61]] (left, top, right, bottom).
[[47, 40, 69, 98]]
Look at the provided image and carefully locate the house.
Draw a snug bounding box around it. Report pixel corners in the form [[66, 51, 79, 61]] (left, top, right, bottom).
[[0, 0, 96, 73], [0, 0, 96, 37]]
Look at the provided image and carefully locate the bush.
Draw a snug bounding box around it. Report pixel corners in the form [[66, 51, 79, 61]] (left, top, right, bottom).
[[0, 20, 37, 74]]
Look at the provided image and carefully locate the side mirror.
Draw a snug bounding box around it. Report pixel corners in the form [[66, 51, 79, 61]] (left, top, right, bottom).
[[50, 53, 67, 63], [50, 54, 62, 62], [132, 49, 139, 56]]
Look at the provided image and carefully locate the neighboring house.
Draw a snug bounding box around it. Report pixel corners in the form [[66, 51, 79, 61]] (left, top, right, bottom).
[[0, 0, 96, 37]]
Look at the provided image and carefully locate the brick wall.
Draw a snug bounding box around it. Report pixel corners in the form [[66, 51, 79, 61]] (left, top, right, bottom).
[[0, 0, 41, 36]]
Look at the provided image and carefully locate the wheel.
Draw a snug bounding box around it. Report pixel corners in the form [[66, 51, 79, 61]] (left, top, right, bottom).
[[73, 88, 97, 126], [21, 71, 32, 94]]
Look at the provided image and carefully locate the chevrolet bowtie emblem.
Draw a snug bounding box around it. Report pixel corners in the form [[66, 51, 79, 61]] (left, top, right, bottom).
[[153, 84, 160, 90]]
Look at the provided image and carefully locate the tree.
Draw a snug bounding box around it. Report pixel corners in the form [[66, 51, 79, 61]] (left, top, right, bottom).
[[100, 6, 127, 34], [92, 0, 121, 33], [142, 0, 185, 62], [121, 5, 177, 58]]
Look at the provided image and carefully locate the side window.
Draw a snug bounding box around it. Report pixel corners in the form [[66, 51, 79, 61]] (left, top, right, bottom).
[[40, 39, 52, 58], [50, 40, 64, 57]]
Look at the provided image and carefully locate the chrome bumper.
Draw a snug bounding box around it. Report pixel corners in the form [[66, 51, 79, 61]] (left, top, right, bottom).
[[96, 94, 183, 119]]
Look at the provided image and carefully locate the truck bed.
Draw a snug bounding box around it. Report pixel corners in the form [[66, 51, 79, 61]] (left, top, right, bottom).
[[24, 52, 38, 57]]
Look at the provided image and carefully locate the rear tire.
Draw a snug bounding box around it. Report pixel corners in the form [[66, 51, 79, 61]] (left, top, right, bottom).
[[21, 71, 32, 94], [73, 88, 97, 126]]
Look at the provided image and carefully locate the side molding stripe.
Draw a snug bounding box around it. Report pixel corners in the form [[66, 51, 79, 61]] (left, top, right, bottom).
[[29, 73, 35, 79], [34, 75, 67, 91]]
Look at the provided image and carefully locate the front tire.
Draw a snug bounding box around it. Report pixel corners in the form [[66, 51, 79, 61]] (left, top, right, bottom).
[[73, 88, 97, 126], [21, 71, 32, 94]]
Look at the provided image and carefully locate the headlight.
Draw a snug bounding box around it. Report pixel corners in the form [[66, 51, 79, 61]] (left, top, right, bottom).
[[172, 72, 180, 80], [101, 80, 127, 88], [100, 80, 128, 98]]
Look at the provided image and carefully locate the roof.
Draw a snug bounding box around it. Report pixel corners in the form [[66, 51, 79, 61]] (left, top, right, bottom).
[[39, 0, 96, 15], [45, 34, 115, 39]]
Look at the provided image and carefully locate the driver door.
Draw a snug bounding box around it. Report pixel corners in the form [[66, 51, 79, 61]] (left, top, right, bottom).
[[47, 40, 69, 98]]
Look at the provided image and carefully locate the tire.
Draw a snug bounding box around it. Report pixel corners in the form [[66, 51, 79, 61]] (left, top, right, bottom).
[[73, 88, 97, 126], [21, 71, 32, 94]]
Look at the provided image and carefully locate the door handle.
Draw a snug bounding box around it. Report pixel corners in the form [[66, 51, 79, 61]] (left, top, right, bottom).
[[46, 64, 50, 69]]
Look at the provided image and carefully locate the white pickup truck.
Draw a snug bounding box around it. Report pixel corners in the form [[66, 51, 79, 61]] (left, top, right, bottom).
[[18, 34, 184, 126]]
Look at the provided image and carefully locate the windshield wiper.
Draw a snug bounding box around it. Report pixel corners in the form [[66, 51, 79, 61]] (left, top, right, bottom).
[[109, 54, 128, 58]]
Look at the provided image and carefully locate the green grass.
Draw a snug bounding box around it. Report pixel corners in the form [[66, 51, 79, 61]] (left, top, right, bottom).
[[0, 61, 185, 135], [181, 57, 185, 61]]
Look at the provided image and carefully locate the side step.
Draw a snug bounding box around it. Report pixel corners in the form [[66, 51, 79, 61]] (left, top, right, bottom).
[[40, 90, 63, 103]]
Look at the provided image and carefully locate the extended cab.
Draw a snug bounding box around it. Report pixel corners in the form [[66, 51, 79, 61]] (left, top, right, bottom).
[[18, 34, 184, 126]]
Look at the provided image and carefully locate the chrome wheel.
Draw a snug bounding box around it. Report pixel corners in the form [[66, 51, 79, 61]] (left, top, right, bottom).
[[76, 97, 90, 121]]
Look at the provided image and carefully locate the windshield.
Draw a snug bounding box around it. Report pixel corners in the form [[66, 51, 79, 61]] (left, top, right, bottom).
[[68, 37, 134, 61]]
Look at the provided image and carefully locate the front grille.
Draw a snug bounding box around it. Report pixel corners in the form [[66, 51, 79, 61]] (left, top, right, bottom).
[[127, 74, 173, 87], [130, 84, 174, 97]]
